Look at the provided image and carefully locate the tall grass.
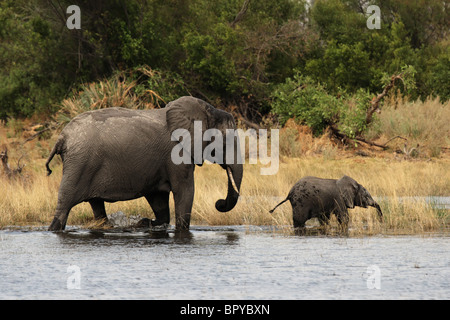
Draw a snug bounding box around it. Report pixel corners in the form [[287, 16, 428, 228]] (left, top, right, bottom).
[[366, 96, 450, 158], [0, 91, 448, 234], [1, 149, 447, 235], [193, 158, 448, 235]]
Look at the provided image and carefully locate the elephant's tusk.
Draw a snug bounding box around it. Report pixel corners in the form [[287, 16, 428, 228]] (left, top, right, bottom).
[[227, 167, 240, 196]]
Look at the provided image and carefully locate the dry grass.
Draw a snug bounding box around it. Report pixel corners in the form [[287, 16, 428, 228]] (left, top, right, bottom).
[[366, 96, 450, 158], [0, 115, 449, 235], [279, 119, 339, 159], [1, 145, 448, 236], [191, 158, 449, 235], [57, 71, 161, 125]]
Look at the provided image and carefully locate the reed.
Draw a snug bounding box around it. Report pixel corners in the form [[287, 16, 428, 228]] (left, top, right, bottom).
[[191, 158, 449, 235], [366, 96, 450, 158], [1, 113, 449, 235], [57, 72, 159, 125], [1, 151, 447, 235]]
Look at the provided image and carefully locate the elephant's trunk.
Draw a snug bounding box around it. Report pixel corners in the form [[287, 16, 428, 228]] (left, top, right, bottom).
[[215, 163, 243, 212], [373, 203, 383, 222]]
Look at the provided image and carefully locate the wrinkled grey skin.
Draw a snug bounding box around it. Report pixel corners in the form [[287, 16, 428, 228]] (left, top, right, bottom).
[[46, 96, 243, 231], [270, 175, 382, 229]]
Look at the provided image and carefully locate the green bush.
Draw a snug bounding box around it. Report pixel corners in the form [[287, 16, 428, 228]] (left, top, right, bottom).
[[271, 73, 376, 138], [181, 23, 242, 96], [429, 49, 450, 101], [305, 41, 374, 93], [133, 67, 190, 105], [271, 74, 343, 135], [1, 0, 448, 121], [337, 88, 374, 138]]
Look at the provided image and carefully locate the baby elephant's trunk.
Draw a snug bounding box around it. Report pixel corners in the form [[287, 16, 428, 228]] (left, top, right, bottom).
[[372, 202, 383, 222], [358, 186, 383, 222]]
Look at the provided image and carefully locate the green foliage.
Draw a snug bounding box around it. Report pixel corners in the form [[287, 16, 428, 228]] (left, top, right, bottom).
[[271, 74, 344, 134], [181, 22, 242, 95], [428, 47, 450, 101], [305, 41, 373, 93], [271, 74, 380, 138], [0, 2, 70, 118], [310, 0, 367, 44], [337, 88, 373, 138], [0, 0, 448, 128]]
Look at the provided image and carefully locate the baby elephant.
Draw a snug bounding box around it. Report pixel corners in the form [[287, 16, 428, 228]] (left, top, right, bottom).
[[270, 175, 383, 229]]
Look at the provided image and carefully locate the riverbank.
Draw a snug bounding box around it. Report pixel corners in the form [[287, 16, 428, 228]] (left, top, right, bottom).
[[1, 110, 449, 234], [1, 147, 448, 235]]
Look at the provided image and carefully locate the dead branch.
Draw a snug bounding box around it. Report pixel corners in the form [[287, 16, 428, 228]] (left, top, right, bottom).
[[382, 135, 408, 146], [354, 137, 388, 149], [231, 0, 251, 28], [0, 147, 26, 180], [238, 116, 262, 130], [366, 72, 405, 126], [354, 135, 409, 150], [22, 123, 58, 145]]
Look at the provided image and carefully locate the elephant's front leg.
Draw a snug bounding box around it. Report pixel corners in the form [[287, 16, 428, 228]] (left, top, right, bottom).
[[171, 172, 195, 231], [318, 213, 331, 226], [335, 209, 349, 229]]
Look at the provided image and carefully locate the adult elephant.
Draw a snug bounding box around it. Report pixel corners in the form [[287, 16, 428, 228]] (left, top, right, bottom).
[[270, 175, 382, 229], [46, 96, 243, 231]]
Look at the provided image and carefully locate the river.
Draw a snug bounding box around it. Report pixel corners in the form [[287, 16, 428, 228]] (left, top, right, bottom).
[[0, 226, 448, 300]]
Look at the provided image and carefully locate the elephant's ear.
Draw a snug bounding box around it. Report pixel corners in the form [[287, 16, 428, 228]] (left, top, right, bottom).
[[166, 96, 212, 165], [337, 175, 358, 209]]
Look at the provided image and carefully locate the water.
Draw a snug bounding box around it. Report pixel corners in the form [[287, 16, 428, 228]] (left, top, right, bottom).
[[0, 226, 448, 300]]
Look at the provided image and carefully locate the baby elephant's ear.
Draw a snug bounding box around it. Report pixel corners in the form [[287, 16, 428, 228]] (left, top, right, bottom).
[[337, 175, 359, 209]]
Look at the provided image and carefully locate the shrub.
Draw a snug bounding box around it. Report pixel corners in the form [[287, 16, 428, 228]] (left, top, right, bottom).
[[57, 67, 189, 124], [271, 73, 375, 138], [271, 74, 343, 135]]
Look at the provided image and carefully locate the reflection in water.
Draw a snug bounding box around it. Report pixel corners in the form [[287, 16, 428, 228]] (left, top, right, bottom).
[[55, 226, 240, 247], [223, 232, 240, 244], [294, 225, 350, 237]]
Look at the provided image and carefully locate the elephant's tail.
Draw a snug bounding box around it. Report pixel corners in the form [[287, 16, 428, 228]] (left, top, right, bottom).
[[269, 197, 289, 214], [45, 137, 63, 176]]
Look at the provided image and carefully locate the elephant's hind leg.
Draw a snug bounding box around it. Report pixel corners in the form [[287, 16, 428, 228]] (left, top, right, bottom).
[[49, 201, 74, 231], [146, 192, 170, 226], [291, 203, 309, 229], [89, 198, 109, 226], [49, 174, 86, 231], [49, 181, 79, 231]]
